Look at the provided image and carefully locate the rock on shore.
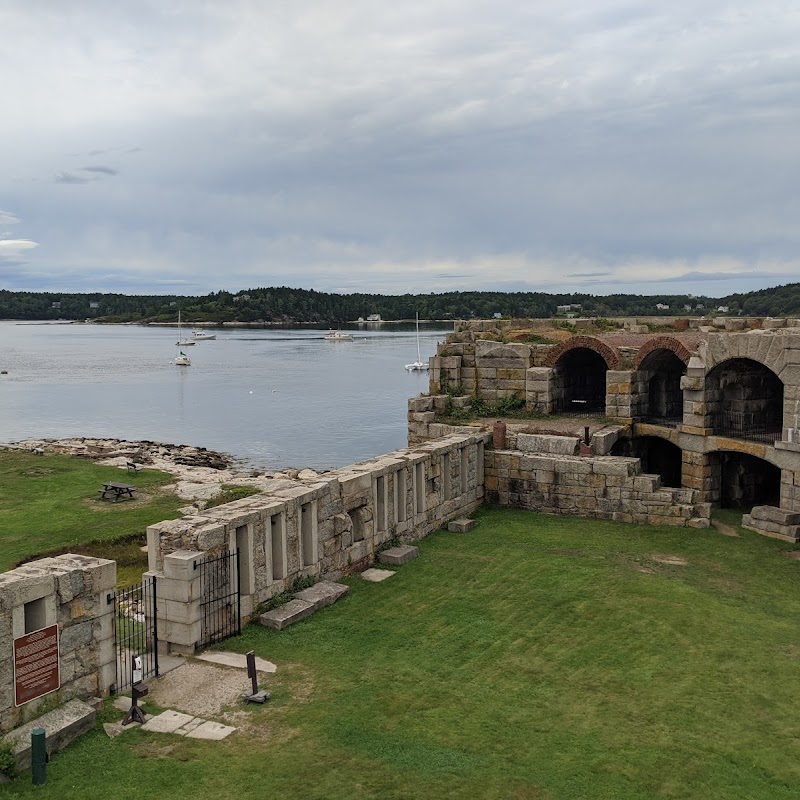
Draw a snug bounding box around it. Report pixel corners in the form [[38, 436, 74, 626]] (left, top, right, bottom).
[[3, 438, 325, 503]]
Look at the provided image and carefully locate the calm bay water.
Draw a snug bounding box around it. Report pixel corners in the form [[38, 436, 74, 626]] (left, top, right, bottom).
[[0, 321, 451, 469]]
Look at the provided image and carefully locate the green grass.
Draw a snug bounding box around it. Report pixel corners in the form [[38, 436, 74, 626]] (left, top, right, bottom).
[[0, 451, 183, 578], [8, 505, 800, 798]]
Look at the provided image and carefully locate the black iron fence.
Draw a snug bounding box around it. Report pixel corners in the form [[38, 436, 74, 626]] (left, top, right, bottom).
[[107, 575, 158, 693], [198, 549, 241, 648], [552, 398, 606, 416], [709, 411, 782, 445]]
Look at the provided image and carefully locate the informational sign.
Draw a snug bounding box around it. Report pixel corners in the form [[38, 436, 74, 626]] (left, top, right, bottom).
[[13, 624, 60, 707]]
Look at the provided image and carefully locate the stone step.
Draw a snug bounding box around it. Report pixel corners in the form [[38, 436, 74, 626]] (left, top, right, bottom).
[[378, 545, 419, 566], [259, 598, 315, 630], [294, 581, 349, 610], [3, 699, 96, 770], [448, 518, 476, 533]]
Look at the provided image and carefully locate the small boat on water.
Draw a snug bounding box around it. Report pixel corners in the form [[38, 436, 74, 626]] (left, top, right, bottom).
[[324, 329, 354, 341], [175, 339, 195, 346], [175, 310, 191, 366], [192, 330, 216, 340], [405, 313, 429, 371]]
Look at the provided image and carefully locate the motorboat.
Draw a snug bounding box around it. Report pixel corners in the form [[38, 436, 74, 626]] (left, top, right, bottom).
[[192, 330, 216, 340], [324, 329, 354, 341]]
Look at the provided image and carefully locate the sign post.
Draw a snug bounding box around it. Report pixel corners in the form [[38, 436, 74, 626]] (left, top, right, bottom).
[[242, 651, 270, 704]]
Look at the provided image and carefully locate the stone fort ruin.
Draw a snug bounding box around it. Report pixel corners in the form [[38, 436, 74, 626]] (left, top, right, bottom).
[[3, 314, 800, 759]]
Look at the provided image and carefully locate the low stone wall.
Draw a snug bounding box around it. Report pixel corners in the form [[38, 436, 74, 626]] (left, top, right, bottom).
[[0, 555, 116, 733], [146, 432, 489, 654], [485, 450, 710, 527]]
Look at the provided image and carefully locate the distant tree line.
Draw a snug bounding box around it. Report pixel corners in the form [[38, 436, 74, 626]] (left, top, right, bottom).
[[1, 283, 799, 323]]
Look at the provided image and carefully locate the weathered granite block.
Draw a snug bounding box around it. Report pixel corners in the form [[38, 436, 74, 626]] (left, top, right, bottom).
[[294, 581, 349, 610], [378, 545, 420, 565], [447, 518, 476, 532], [4, 699, 95, 770], [259, 599, 315, 630]]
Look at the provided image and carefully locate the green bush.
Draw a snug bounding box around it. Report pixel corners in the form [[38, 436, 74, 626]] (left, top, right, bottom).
[[0, 739, 16, 779], [204, 485, 262, 509]]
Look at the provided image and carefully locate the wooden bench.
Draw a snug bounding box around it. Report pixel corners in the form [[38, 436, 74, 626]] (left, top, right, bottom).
[[126, 461, 143, 473], [98, 482, 137, 502]]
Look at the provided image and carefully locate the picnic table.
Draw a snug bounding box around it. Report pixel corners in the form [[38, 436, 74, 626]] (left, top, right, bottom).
[[98, 482, 137, 502]]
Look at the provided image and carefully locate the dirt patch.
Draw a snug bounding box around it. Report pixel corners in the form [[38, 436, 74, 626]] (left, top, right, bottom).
[[783, 551, 800, 561], [712, 519, 740, 538], [148, 662, 252, 717], [651, 555, 688, 566]]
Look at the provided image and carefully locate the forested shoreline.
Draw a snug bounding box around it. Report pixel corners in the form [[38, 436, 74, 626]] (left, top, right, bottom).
[[2, 282, 799, 322]]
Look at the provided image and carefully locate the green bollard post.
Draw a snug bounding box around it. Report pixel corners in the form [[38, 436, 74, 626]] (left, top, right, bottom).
[[31, 728, 46, 786]]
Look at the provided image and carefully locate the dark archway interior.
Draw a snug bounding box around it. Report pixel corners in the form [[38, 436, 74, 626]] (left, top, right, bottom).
[[638, 350, 686, 423], [705, 358, 783, 442], [553, 348, 608, 413], [714, 452, 781, 509], [610, 436, 682, 488]]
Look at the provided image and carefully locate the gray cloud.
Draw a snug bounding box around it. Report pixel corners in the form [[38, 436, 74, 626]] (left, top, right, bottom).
[[54, 172, 90, 185], [1, 1, 799, 295], [81, 165, 119, 175]]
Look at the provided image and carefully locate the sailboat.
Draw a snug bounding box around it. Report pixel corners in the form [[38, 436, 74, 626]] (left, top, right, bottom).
[[404, 313, 429, 371], [175, 310, 191, 366]]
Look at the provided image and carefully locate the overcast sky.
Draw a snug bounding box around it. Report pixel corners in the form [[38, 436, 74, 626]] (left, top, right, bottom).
[[1, 1, 799, 297]]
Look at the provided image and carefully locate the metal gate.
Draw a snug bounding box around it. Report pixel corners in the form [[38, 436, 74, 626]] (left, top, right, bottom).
[[107, 575, 159, 693], [199, 549, 240, 647]]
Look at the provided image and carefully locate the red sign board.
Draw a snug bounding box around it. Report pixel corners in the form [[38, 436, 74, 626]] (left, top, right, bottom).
[[14, 625, 60, 706]]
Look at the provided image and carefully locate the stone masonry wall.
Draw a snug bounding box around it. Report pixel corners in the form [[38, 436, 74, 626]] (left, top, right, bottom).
[[147, 432, 489, 654], [0, 554, 116, 733], [485, 450, 709, 527]]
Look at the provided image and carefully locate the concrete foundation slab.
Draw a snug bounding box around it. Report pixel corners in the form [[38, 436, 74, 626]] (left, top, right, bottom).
[[196, 651, 277, 673], [294, 581, 349, 609], [361, 568, 395, 582], [185, 720, 236, 740], [259, 598, 315, 630], [378, 545, 420, 565], [448, 518, 476, 532], [140, 710, 195, 734]]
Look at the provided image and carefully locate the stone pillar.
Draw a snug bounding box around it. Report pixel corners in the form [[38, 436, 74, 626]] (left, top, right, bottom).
[[525, 367, 553, 413], [606, 370, 635, 420], [680, 356, 710, 433], [781, 468, 800, 514], [682, 450, 715, 503], [147, 550, 203, 656]]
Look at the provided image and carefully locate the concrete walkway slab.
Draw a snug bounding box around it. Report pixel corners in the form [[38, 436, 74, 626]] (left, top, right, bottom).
[[196, 651, 277, 673], [140, 710, 195, 734], [361, 568, 395, 582], [175, 717, 205, 734], [185, 720, 236, 740]]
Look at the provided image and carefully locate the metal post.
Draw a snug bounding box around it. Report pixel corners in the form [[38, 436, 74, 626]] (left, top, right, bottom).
[[31, 728, 46, 786], [584, 426, 590, 446]]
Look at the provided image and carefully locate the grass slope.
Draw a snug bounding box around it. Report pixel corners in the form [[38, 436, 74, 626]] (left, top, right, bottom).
[[8, 506, 800, 799], [0, 451, 183, 578]]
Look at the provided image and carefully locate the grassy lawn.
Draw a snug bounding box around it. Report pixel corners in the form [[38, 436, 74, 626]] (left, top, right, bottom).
[[0, 450, 184, 581], [8, 505, 800, 799]]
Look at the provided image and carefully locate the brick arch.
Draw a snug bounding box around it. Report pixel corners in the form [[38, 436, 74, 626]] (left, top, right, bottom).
[[544, 336, 620, 369], [632, 337, 692, 369]]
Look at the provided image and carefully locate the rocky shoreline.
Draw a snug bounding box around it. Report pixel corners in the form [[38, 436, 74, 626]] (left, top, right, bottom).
[[2, 437, 326, 502]]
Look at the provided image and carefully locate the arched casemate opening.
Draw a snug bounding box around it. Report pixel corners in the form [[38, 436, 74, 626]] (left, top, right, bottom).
[[551, 348, 609, 414], [709, 451, 781, 509], [705, 359, 783, 444], [637, 350, 686, 426], [610, 436, 682, 488]]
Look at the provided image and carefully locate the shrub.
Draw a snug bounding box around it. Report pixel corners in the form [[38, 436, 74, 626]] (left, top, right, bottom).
[[0, 739, 16, 779], [204, 485, 261, 509]]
